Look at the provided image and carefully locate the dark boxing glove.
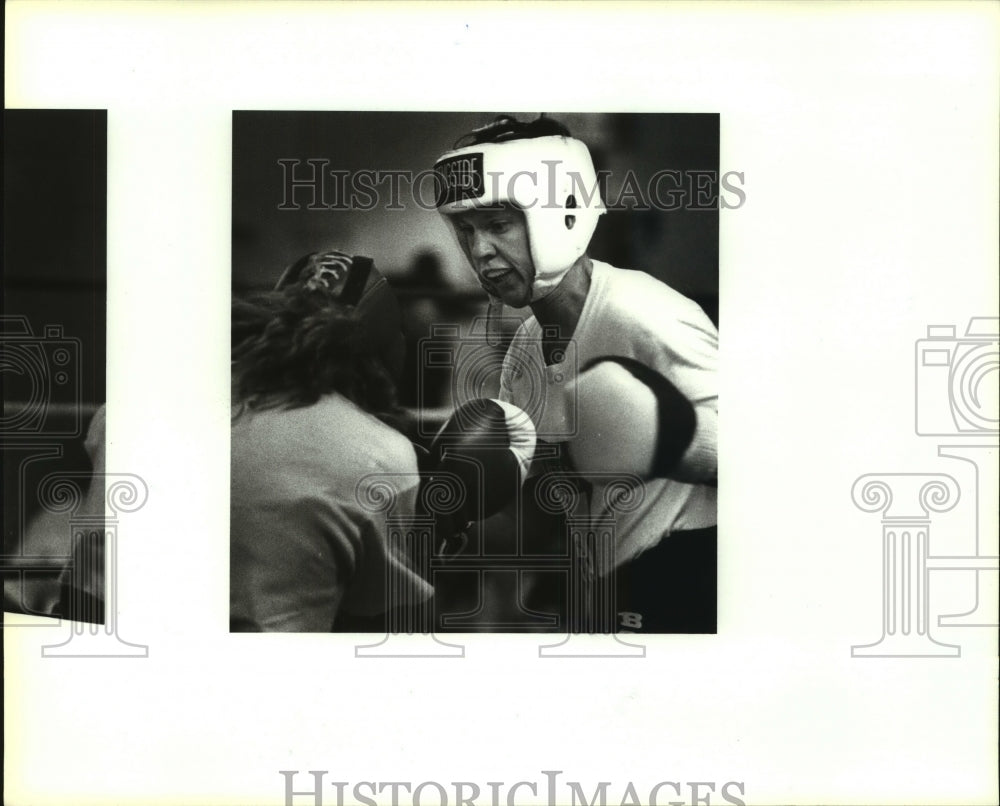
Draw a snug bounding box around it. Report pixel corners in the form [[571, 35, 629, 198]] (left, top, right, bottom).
[[423, 398, 536, 552]]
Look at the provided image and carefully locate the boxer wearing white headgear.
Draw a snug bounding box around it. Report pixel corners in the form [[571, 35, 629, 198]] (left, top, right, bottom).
[[433, 116, 719, 633], [435, 118, 606, 303]]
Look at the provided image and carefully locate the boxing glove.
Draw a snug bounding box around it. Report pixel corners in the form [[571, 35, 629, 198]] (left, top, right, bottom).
[[424, 398, 536, 547], [567, 357, 713, 483]]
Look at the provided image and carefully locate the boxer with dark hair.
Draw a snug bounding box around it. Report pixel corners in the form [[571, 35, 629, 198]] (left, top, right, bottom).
[[232, 251, 405, 424], [434, 116, 719, 633], [230, 251, 430, 631]]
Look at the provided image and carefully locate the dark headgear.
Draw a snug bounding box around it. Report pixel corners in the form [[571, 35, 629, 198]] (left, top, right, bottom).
[[275, 250, 404, 382]]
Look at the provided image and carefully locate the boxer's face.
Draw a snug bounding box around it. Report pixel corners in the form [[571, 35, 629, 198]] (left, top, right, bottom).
[[451, 205, 535, 307]]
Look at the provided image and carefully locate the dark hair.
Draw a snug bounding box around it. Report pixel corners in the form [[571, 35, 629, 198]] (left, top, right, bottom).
[[453, 114, 571, 148], [231, 285, 401, 426]]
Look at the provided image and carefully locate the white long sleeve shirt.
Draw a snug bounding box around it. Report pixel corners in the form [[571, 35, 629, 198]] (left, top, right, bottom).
[[499, 260, 718, 571]]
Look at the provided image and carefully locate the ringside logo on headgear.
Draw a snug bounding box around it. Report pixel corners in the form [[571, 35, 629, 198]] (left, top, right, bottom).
[[435, 153, 485, 207], [434, 134, 606, 302]]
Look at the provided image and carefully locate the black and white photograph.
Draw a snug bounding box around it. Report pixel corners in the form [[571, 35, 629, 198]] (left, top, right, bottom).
[[2, 109, 111, 630], [230, 111, 722, 634], [4, 3, 998, 806]]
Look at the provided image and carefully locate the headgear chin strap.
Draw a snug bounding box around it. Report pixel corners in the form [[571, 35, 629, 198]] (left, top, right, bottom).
[[275, 250, 404, 382], [434, 134, 606, 303]]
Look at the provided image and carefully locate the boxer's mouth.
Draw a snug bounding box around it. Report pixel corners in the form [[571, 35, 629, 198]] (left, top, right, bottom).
[[482, 267, 514, 283]]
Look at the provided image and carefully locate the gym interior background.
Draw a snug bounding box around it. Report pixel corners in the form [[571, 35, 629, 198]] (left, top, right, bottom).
[[2, 110, 720, 623], [232, 111, 721, 632], [232, 111, 720, 413]]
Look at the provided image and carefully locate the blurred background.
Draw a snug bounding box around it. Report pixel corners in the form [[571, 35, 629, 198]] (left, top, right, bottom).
[[2, 109, 107, 613], [233, 112, 719, 412]]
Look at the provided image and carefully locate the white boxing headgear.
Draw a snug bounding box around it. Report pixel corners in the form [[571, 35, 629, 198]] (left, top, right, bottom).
[[434, 131, 606, 301]]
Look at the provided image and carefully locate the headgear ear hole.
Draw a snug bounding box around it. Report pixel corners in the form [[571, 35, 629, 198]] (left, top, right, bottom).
[[435, 132, 605, 301]]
